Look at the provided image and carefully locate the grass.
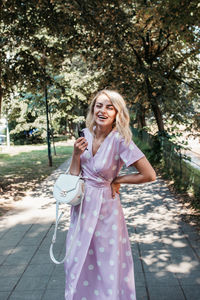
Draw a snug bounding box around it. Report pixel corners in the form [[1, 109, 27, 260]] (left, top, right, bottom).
[[0, 142, 73, 204]]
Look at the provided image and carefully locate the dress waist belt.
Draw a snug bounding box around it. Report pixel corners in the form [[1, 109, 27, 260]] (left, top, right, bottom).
[[83, 178, 111, 188]]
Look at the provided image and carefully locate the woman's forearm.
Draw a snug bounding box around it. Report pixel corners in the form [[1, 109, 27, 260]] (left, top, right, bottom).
[[69, 153, 81, 176], [113, 172, 156, 185]]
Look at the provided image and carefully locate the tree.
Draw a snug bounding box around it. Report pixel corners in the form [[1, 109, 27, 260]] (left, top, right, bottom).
[[46, 0, 199, 134], [1, 0, 200, 137]]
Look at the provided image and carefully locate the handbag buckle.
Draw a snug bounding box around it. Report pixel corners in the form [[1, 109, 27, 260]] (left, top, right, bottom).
[[60, 190, 67, 197]]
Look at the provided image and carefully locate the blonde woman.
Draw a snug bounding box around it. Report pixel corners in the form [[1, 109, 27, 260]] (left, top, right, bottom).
[[65, 90, 156, 300]]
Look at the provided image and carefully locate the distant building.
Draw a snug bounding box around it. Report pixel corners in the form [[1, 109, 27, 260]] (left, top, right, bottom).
[[0, 118, 10, 146]]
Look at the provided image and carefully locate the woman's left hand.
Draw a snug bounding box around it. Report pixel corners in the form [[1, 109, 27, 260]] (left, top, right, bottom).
[[111, 180, 121, 198]]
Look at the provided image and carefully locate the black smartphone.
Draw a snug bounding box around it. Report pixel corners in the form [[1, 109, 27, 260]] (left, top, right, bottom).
[[78, 129, 85, 138]]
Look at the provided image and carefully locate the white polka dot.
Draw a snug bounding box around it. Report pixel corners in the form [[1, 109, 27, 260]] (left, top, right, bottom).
[[88, 264, 94, 270], [130, 294, 135, 299], [102, 159, 106, 164], [129, 144, 134, 150], [117, 250, 120, 256], [83, 281, 89, 286], [109, 274, 114, 280], [97, 177, 103, 182], [115, 154, 119, 160], [81, 213, 86, 219], [108, 144, 112, 150], [112, 165, 117, 170], [122, 262, 126, 269], [74, 257, 78, 262], [89, 249, 93, 255], [109, 260, 114, 266], [93, 210, 98, 216], [97, 275, 101, 281], [126, 250, 131, 256], [108, 289, 113, 295], [70, 273, 75, 279], [124, 276, 129, 282], [97, 260, 101, 266], [94, 290, 99, 295], [99, 214, 104, 220], [86, 196, 91, 202], [109, 238, 115, 245], [77, 240, 81, 246], [112, 224, 117, 231], [99, 247, 104, 253], [114, 209, 119, 215], [88, 227, 93, 234], [122, 238, 127, 244], [95, 231, 101, 237], [86, 152, 91, 159]]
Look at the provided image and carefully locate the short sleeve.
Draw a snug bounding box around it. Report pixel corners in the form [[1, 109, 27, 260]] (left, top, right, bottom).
[[119, 138, 145, 167]]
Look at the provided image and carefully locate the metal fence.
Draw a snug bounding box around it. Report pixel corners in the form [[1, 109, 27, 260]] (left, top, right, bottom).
[[132, 128, 200, 201]]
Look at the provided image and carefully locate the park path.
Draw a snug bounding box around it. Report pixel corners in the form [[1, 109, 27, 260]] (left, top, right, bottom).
[[0, 160, 200, 300]]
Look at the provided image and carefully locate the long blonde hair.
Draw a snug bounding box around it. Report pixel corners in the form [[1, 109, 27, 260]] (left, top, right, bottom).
[[86, 89, 132, 144]]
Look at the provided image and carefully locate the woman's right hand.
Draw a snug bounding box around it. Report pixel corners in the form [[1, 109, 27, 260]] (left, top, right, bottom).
[[73, 137, 88, 156]]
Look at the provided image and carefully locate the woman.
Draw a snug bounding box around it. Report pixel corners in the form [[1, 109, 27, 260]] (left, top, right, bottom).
[[65, 89, 156, 300]]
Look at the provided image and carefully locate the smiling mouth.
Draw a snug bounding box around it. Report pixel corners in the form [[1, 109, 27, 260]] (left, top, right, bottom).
[[98, 115, 108, 120]]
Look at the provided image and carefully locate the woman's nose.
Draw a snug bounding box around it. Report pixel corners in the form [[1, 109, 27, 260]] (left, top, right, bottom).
[[99, 106, 106, 113]]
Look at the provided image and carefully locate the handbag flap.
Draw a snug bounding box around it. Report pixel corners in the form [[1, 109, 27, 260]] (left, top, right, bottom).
[[55, 174, 80, 192]]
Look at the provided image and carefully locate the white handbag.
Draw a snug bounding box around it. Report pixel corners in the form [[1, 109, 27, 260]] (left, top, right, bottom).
[[49, 168, 84, 264]]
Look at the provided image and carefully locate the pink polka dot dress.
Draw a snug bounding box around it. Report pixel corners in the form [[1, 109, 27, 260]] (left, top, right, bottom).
[[64, 128, 145, 300]]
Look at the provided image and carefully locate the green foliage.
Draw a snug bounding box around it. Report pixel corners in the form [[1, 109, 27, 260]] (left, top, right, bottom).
[[1, 0, 199, 142]]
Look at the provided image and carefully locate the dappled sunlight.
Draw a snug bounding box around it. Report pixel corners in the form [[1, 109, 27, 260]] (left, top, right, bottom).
[[119, 165, 200, 288], [167, 261, 199, 274]]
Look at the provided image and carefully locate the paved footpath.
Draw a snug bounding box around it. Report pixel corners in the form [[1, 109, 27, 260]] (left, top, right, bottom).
[[0, 160, 200, 300]]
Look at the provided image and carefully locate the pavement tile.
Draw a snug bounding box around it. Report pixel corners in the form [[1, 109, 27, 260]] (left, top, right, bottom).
[[176, 270, 200, 285], [46, 275, 65, 290], [0, 276, 21, 292], [9, 290, 44, 300], [135, 271, 146, 287], [29, 251, 53, 265], [133, 258, 143, 273], [135, 286, 148, 300], [42, 288, 65, 300], [0, 292, 10, 300], [2, 247, 37, 266], [14, 275, 50, 291], [145, 271, 179, 286], [23, 263, 54, 277], [148, 285, 185, 300], [181, 285, 200, 300], [18, 236, 45, 246], [0, 264, 27, 278]]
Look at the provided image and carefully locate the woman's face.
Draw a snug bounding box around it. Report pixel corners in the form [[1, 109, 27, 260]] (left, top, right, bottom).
[[93, 93, 117, 128]]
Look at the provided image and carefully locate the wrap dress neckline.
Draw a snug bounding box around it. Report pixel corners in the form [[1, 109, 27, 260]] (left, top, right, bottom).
[[91, 128, 115, 158]]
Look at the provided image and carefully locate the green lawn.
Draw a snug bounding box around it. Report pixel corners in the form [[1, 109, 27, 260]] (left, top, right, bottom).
[[0, 143, 73, 202]]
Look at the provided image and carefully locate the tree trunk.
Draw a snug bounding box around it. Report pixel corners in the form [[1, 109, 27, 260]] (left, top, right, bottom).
[[136, 103, 146, 129], [0, 84, 2, 116], [145, 75, 165, 133], [150, 98, 165, 133]]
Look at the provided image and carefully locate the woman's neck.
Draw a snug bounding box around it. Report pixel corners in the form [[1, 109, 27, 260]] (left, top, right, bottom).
[[94, 125, 113, 140]]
